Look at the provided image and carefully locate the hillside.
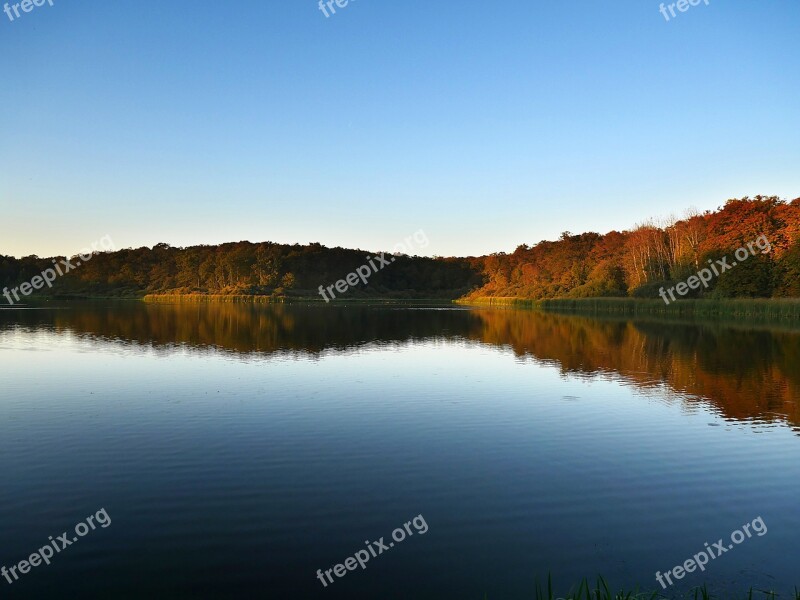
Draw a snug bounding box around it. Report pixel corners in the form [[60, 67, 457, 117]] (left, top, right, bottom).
[[2, 196, 799, 302]]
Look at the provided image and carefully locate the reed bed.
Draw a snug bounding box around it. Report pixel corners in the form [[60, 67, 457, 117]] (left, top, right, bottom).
[[462, 297, 800, 321], [539, 298, 800, 320], [143, 294, 288, 304], [514, 575, 800, 600]]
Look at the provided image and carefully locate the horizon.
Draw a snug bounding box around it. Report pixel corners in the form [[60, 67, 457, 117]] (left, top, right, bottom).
[[3, 195, 797, 261]]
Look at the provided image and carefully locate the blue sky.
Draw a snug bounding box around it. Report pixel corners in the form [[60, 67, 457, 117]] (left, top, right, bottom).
[[1, 0, 798, 258]]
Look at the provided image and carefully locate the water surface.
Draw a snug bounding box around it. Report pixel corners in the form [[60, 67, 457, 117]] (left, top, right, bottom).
[[1, 302, 798, 598]]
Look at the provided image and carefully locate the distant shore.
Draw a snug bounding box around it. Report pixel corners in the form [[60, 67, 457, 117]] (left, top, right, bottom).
[[11, 294, 800, 324], [140, 294, 453, 305]]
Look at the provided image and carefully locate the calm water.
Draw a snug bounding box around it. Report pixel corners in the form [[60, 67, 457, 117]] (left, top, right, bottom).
[[1, 302, 798, 599]]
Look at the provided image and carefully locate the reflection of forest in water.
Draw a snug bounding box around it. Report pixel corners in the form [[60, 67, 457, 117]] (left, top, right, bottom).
[[3, 302, 799, 429], [475, 309, 800, 430]]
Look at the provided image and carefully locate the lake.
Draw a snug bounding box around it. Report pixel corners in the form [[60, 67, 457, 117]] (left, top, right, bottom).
[[1, 302, 798, 599]]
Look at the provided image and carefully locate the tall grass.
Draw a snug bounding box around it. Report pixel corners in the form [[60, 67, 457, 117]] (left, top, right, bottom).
[[529, 575, 657, 600], [687, 583, 800, 600], [458, 296, 539, 307], [540, 298, 800, 321], [461, 297, 800, 322], [520, 576, 799, 600], [143, 294, 453, 305], [142, 294, 287, 304]]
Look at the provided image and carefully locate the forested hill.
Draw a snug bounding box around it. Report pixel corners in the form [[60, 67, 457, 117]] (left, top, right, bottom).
[[0, 242, 484, 300], [464, 196, 800, 300], [1, 196, 799, 301]]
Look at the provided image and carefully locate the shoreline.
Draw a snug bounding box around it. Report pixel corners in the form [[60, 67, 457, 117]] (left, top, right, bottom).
[[11, 294, 800, 325], [459, 296, 800, 321]]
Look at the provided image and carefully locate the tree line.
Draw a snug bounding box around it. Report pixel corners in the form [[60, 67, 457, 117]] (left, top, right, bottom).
[[1, 196, 798, 301], [465, 195, 800, 300], [0, 241, 482, 299]]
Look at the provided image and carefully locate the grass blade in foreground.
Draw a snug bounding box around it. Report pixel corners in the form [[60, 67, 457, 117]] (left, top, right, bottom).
[[519, 576, 800, 600]]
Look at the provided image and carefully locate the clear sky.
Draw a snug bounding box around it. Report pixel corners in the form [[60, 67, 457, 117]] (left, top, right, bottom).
[[1, 0, 798, 258]]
